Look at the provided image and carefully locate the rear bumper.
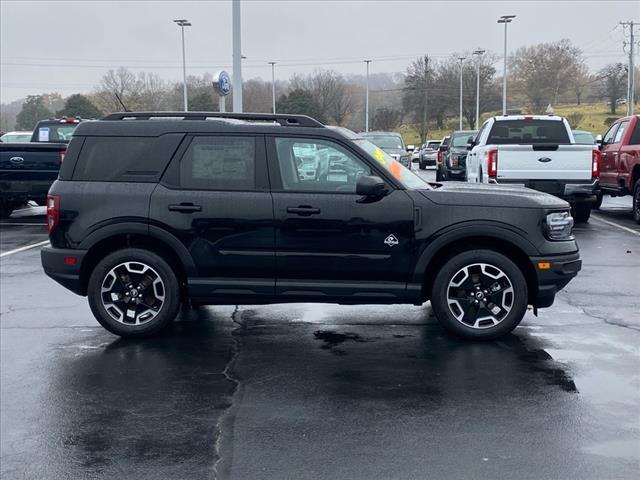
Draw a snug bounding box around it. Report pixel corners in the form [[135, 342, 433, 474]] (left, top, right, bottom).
[[41, 246, 88, 296], [530, 251, 581, 308], [498, 179, 598, 203]]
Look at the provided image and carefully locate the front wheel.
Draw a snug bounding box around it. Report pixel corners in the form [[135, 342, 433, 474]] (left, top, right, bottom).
[[633, 180, 640, 224], [430, 250, 528, 340], [88, 248, 181, 337]]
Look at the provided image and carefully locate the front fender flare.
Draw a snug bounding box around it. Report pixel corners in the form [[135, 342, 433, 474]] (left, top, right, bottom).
[[411, 222, 538, 285]]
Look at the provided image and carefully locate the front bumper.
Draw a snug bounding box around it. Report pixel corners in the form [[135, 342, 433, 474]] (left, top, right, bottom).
[[41, 246, 88, 296], [530, 251, 581, 308]]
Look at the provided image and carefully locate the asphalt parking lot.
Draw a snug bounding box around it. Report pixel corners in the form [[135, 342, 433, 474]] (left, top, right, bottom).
[[1, 173, 639, 480]]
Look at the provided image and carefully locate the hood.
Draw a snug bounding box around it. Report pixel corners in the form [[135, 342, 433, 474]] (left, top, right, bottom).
[[420, 182, 569, 209]]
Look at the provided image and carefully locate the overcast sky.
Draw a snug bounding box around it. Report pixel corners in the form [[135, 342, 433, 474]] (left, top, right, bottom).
[[1, 0, 638, 103]]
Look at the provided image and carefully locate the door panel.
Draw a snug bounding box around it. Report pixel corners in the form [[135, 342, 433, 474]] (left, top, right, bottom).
[[267, 135, 415, 299], [151, 134, 275, 298]]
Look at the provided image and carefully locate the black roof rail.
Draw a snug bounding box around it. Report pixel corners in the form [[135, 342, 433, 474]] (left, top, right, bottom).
[[102, 111, 324, 127]]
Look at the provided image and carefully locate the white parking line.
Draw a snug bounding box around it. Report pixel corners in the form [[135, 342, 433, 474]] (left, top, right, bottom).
[[591, 214, 640, 237], [0, 240, 50, 258]]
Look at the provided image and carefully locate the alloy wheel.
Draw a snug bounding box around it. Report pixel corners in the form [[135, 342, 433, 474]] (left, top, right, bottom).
[[446, 263, 514, 329], [100, 261, 165, 325]]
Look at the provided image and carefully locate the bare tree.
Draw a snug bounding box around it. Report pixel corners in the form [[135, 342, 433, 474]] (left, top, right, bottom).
[[597, 63, 628, 114], [291, 69, 352, 125], [403, 55, 432, 142], [510, 39, 584, 113]]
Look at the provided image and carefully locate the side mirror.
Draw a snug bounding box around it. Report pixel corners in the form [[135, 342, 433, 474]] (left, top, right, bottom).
[[406, 144, 415, 152], [595, 134, 603, 149], [356, 175, 386, 197], [466, 136, 476, 150]]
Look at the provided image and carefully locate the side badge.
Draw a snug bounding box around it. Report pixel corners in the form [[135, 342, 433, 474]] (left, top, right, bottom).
[[384, 234, 399, 247]]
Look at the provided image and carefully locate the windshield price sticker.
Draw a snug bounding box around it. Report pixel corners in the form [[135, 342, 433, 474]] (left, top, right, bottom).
[[38, 127, 49, 142]]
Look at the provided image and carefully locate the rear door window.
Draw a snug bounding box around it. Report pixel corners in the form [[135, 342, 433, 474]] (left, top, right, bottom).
[[487, 120, 570, 144], [179, 136, 256, 190]]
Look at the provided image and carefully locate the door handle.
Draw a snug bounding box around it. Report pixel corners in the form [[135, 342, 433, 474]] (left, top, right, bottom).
[[168, 203, 202, 213], [286, 206, 321, 216]]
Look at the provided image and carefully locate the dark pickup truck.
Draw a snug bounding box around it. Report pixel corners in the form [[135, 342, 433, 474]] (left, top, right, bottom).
[[0, 143, 66, 217], [0, 117, 83, 217]]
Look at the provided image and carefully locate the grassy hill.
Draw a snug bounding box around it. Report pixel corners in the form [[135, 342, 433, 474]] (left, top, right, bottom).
[[399, 102, 627, 145]]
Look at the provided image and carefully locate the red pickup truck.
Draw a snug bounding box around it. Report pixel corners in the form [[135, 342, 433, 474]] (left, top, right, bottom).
[[598, 115, 640, 223]]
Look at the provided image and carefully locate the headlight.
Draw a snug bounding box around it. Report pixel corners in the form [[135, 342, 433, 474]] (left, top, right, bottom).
[[545, 211, 574, 240]]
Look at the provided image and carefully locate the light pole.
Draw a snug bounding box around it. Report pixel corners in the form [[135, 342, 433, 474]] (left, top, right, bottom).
[[232, 0, 242, 112], [268, 62, 276, 114], [497, 15, 516, 115], [458, 56, 465, 130], [364, 59, 371, 132], [473, 49, 485, 129], [173, 19, 191, 111]]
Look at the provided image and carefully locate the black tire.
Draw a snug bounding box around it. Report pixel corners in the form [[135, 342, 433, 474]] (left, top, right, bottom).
[[419, 161, 426, 170], [87, 248, 181, 337], [571, 202, 591, 223], [593, 192, 603, 210], [633, 180, 640, 224], [435, 168, 443, 182], [430, 249, 528, 340]]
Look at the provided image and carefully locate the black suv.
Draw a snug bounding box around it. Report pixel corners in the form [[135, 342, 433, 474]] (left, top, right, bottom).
[[41, 112, 581, 340], [437, 130, 478, 181]]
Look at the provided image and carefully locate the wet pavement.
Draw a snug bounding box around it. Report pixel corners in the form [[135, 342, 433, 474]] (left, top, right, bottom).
[[1, 185, 639, 479]]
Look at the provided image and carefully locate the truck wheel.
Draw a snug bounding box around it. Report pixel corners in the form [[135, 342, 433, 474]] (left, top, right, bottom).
[[571, 203, 591, 223], [633, 180, 640, 224], [593, 192, 603, 210], [87, 248, 181, 337], [419, 161, 426, 170], [430, 249, 528, 340]]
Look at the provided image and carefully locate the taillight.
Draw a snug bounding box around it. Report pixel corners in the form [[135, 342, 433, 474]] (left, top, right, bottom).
[[47, 194, 59, 234], [59, 150, 65, 164], [437, 150, 443, 164], [487, 149, 498, 177], [592, 149, 600, 178]]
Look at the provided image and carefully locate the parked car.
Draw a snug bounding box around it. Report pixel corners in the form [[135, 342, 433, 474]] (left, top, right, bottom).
[[572, 130, 596, 145], [0, 131, 32, 143], [411, 144, 422, 164], [466, 115, 599, 223], [419, 140, 441, 169], [597, 115, 640, 222], [42, 111, 580, 340], [361, 131, 410, 168], [435, 135, 451, 181], [438, 130, 478, 181], [0, 142, 66, 217]]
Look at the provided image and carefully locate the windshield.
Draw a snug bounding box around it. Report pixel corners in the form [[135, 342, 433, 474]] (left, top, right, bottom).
[[353, 139, 430, 190], [362, 134, 404, 150], [452, 132, 477, 147], [572, 131, 595, 144]]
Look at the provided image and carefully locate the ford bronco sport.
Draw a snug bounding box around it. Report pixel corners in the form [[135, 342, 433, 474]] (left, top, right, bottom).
[[41, 112, 581, 340]]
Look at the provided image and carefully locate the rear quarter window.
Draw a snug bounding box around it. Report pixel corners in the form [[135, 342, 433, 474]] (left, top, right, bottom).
[[72, 134, 183, 182], [487, 120, 570, 144]]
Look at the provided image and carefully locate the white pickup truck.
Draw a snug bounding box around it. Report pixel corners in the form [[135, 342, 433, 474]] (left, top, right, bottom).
[[465, 115, 599, 222]]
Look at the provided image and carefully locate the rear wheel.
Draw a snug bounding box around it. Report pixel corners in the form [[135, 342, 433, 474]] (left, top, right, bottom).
[[593, 192, 603, 210], [430, 249, 528, 340], [88, 248, 181, 337], [633, 180, 640, 224], [571, 202, 591, 223]]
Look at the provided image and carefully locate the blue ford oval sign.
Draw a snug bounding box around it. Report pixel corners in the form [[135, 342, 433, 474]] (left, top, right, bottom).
[[213, 70, 231, 96]]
